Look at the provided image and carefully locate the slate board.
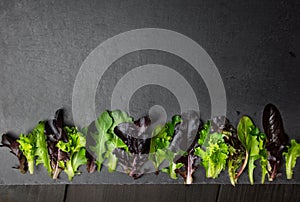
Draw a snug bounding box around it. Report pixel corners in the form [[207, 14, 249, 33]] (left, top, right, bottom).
[[0, 0, 299, 185]]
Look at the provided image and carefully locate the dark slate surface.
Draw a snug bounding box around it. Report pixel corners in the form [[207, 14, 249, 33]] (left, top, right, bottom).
[[0, 0, 300, 185]]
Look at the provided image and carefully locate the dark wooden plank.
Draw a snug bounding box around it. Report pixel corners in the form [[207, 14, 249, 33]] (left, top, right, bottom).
[[217, 185, 300, 202], [0, 185, 66, 202], [65, 185, 219, 202]]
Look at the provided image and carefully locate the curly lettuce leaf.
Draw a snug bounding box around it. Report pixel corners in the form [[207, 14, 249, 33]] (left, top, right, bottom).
[[56, 127, 87, 180], [17, 124, 43, 174], [57, 127, 86, 153], [198, 121, 210, 146], [283, 139, 300, 179], [195, 132, 229, 178]]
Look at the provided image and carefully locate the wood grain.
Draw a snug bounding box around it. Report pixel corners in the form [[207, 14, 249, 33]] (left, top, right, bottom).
[[65, 184, 220, 202], [0, 185, 66, 202], [217, 185, 300, 202]]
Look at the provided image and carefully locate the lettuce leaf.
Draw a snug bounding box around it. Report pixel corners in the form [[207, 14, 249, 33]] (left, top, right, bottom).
[[195, 132, 229, 178], [89, 110, 133, 172], [161, 148, 184, 179], [1, 134, 28, 174], [56, 126, 87, 180], [171, 111, 201, 184], [283, 139, 300, 179], [263, 103, 289, 181], [17, 124, 43, 174], [105, 110, 133, 172], [114, 116, 151, 179], [89, 111, 113, 171], [35, 122, 52, 175], [149, 115, 182, 173], [237, 116, 267, 184], [44, 109, 70, 179]]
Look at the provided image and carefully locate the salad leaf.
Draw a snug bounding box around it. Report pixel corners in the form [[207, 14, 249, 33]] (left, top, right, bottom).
[[17, 130, 37, 174], [170, 111, 201, 184], [149, 115, 182, 173], [211, 116, 246, 186], [45, 109, 70, 179], [114, 116, 151, 179], [45, 109, 68, 143], [35, 122, 52, 175], [89, 110, 133, 172], [175, 150, 198, 184], [237, 116, 267, 184], [207, 116, 245, 186], [195, 132, 229, 179], [263, 103, 289, 181], [108, 110, 133, 150], [195, 117, 235, 180], [1, 134, 28, 174], [89, 111, 112, 171], [159, 149, 184, 179], [283, 139, 300, 179], [105, 110, 133, 172], [86, 150, 96, 173], [57, 126, 87, 180]]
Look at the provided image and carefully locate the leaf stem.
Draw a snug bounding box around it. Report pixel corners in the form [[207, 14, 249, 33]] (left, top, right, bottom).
[[235, 151, 248, 179]]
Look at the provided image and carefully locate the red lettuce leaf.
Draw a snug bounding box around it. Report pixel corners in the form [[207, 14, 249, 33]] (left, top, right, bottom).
[[170, 111, 201, 184], [44, 109, 70, 179], [263, 103, 289, 180], [1, 134, 28, 174], [114, 116, 152, 179]]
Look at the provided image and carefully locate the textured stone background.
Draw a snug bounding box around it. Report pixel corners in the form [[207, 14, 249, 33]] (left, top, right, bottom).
[[0, 0, 299, 184]]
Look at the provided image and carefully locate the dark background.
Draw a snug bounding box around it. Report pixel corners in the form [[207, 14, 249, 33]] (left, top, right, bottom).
[[0, 0, 300, 201]]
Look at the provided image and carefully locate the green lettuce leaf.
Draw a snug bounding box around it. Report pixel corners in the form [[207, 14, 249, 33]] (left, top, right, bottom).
[[227, 144, 244, 186], [195, 132, 229, 179], [198, 121, 210, 146], [149, 115, 182, 172], [105, 110, 133, 172], [56, 126, 87, 180], [237, 116, 267, 184], [35, 122, 52, 175], [89, 111, 113, 171], [89, 110, 133, 172], [159, 149, 184, 179], [17, 125, 41, 174], [64, 148, 87, 181], [283, 139, 300, 179]]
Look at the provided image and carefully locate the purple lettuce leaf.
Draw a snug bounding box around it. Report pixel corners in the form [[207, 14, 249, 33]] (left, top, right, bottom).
[[169, 111, 202, 184], [263, 103, 289, 180], [0, 134, 28, 174], [113, 116, 152, 179]]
